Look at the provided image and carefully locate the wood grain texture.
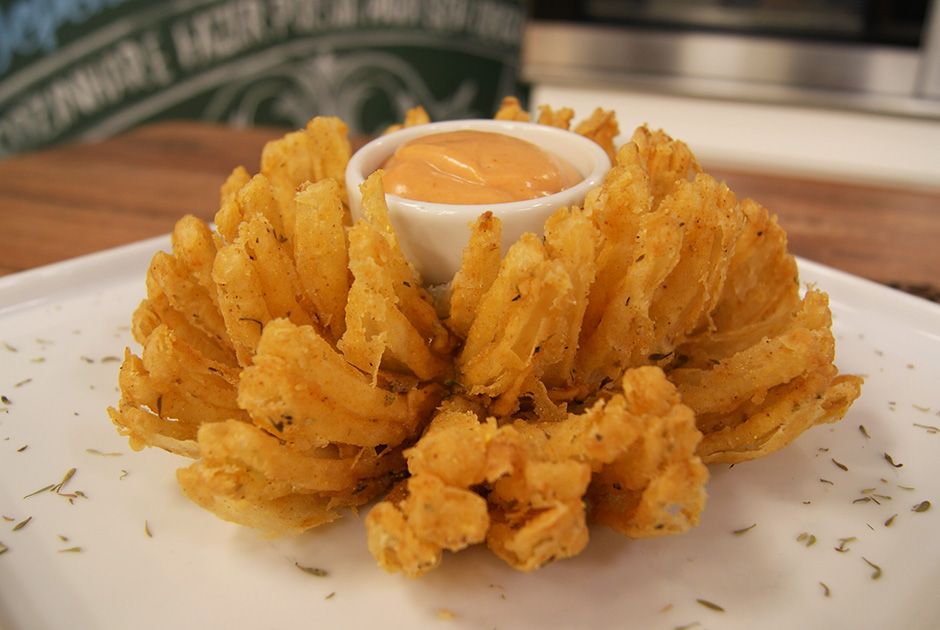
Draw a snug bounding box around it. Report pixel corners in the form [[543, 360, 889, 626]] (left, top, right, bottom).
[[1, 121, 937, 298]]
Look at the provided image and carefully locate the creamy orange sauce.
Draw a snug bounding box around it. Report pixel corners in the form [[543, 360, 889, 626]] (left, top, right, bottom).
[[381, 130, 582, 204]]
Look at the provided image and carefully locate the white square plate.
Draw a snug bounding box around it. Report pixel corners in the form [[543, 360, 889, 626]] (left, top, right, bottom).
[[1, 237, 938, 630]]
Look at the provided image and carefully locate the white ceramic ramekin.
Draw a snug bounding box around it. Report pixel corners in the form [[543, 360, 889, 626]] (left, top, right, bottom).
[[345, 119, 611, 286]]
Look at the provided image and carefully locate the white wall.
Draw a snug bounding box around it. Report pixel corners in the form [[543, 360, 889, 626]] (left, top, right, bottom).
[[531, 84, 940, 191]]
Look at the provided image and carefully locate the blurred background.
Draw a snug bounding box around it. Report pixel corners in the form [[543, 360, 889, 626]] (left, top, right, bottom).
[[1, 0, 938, 186], [0, 0, 527, 154]]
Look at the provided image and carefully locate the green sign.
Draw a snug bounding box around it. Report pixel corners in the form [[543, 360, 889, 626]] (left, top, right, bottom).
[[0, 0, 526, 156]]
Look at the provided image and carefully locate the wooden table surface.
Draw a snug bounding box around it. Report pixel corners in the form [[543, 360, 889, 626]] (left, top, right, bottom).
[[1, 121, 938, 301]]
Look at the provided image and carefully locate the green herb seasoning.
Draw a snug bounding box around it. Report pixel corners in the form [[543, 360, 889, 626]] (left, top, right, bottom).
[[912, 501, 931, 513], [2, 342, 17, 352], [16, 445, 27, 453], [858, 425, 870, 438], [85, 449, 122, 457], [119, 470, 128, 480], [819, 582, 831, 597], [695, 599, 725, 612], [831, 458, 848, 471], [819, 478, 834, 485], [884, 453, 903, 468], [58, 546, 82, 553], [732, 523, 757, 536], [14, 378, 32, 388], [99, 356, 121, 363], [862, 557, 882, 580], [884, 514, 897, 527], [912, 404, 931, 413], [913, 423, 939, 434], [797, 532, 817, 547], [12, 516, 32, 531], [834, 537, 857, 553], [0, 541, 7, 555], [295, 562, 328, 577], [145, 521, 153, 538], [325, 592, 336, 600], [23, 483, 55, 499], [52, 468, 77, 493], [674, 623, 701, 630]]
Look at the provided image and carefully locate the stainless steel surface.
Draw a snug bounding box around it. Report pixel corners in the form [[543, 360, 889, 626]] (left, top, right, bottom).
[[586, 0, 865, 36], [523, 17, 940, 119], [919, 0, 940, 97]]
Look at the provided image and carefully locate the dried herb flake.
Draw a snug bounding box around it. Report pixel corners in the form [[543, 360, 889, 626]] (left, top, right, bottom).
[[797, 532, 817, 547], [23, 483, 55, 499], [86, 448, 122, 457], [695, 598, 725, 612], [295, 562, 328, 577], [13, 378, 32, 388], [912, 501, 931, 513], [144, 521, 153, 538], [858, 425, 870, 438], [16, 445, 27, 453], [913, 423, 939, 434], [58, 546, 82, 553], [325, 592, 335, 600], [732, 523, 757, 536], [819, 582, 831, 597], [12, 516, 32, 531], [831, 458, 848, 471], [52, 468, 77, 493], [884, 453, 903, 468], [884, 514, 897, 527], [862, 557, 882, 580], [0, 541, 7, 555]]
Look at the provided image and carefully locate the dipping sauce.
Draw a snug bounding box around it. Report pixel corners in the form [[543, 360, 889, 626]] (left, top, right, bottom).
[[381, 130, 582, 204]]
